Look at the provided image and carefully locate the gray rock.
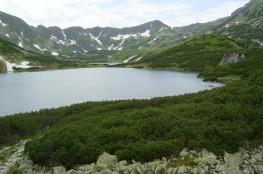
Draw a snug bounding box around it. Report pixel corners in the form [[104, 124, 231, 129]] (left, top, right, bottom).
[[224, 152, 243, 174], [195, 149, 218, 166], [254, 164, 263, 173], [180, 148, 189, 158], [119, 160, 128, 166], [97, 152, 118, 166], [53, 166, 67, 174]]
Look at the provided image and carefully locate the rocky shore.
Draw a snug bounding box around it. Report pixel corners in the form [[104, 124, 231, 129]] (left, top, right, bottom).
[[2, 141, 263, 174]]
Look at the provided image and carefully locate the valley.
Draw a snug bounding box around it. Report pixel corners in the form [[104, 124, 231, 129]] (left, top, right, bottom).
[[0, 0, 262, 174]]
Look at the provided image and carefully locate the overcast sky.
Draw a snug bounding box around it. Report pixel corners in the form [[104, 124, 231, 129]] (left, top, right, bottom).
[[0, 0, 249, 28]]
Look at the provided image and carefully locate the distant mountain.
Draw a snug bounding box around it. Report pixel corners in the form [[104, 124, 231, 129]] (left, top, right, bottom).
[[0, 38, 79, 73], [216, 0, 263, 42], [0, 0, 261, 57], [0, 11, 172, 54]]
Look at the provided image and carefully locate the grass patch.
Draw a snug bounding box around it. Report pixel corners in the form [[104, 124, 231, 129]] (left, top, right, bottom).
[[6, 163, 22, 174], [168, 157, 197, 168]]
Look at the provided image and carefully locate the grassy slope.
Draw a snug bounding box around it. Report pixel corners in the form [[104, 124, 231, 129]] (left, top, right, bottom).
[[0, 36, 262, 168], [127, 35, 243, 79]]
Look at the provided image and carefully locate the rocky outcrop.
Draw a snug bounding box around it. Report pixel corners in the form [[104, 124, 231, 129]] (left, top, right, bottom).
[[0, 59, 7, 73], [9, 146, 263, 174], [220, 52, 245, 65]]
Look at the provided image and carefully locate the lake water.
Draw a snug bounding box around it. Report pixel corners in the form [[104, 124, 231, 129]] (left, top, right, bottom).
[[0, 68, 222, 116]]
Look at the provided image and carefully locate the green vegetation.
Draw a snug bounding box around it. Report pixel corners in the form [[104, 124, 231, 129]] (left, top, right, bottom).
[[6, 163, 22, 174], [0, 146, 17, 163], [128, 35, 243, 77], [168, 157, 197, 168], [0, 34, 262, 169]]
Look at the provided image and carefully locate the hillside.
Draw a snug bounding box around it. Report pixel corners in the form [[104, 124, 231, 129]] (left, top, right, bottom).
[[0, 0, 262, 63], [216, 0, 263, 42], [0, 11, 173, 54], [0, 39, 262, 171], [127, 35, 243, 80], [0, 38, 88, 72]]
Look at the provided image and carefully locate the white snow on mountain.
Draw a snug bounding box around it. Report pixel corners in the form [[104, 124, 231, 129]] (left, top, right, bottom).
[[18, 41, 23, 48], [62, 30, 67, 40], [135, 57, 143, 62], [0, 20, 7, 27], [111, 30, 151, 41], [51, 52, 59, 56], [141, 30, 151, 37], [89, 32, 103, 46], [147, 38, 157, 44], [5, 34, 10, 38], [0, 56, 33, 72], [70, 40, 77, 45], [50, 35, 57, 40], [83, 49, 88, 53], [108, 44, 114, 50], [50, 35, 66, 45], [123, 55, 137, 63], [111, 33, 137, 41], [33, 44, 47, 52]]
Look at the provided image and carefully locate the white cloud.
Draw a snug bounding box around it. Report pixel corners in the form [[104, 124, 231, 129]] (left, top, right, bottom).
[[0, 0, 249, 28]]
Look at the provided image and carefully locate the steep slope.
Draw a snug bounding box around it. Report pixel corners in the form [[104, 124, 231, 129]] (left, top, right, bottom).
[[216, 0, 263, 42], [0, 38, 78, 72], [0, 11, 172, 54]]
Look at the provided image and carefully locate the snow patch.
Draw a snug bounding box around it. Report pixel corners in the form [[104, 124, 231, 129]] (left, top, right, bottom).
[[111, 30, 151, 41], [135, 57, 143, 62], [50, 34, 66, 45], [108, 44, 114, 50], [147, 38, 157, 44], [0, 20, 7, 27], [50, 35, 57, 40], [33, 44, 47, 52], [111, 34, 137, 41], [5, 34, 10, 38], [123, 55, 137, 63], [69, 40, 77, 45], [0, 56, 34, 72], [62, 30, 67, 40], [141, 30, 151, 37], [18, 41, 23, 48], [51, 52, 59, 56], [89, 32, 103, 45]]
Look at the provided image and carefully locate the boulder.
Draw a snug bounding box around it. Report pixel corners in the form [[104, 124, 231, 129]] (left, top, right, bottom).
[[195, 149, 218, 166], [224, 152, 243, 174], [180, 148, 189, 158], [53, 166, 67, 174], [97, 152, 118, 166]]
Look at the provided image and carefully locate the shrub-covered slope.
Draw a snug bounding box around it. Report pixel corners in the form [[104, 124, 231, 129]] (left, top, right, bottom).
[[24, 76, 263, 168], [131, 35, 243, 75], [0, 46, 262, 168]]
